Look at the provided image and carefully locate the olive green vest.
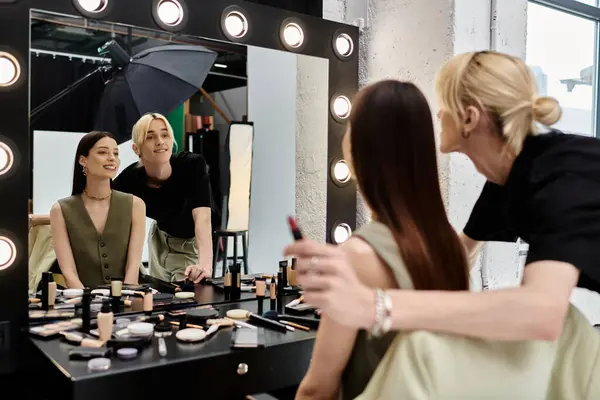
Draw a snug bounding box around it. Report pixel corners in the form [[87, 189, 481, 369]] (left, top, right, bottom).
[[58, 190, 133, 288], [341, 221, 411, 400]]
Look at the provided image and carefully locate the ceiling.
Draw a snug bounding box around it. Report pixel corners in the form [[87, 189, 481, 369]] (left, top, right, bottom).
[[30, 12, 247, 93]]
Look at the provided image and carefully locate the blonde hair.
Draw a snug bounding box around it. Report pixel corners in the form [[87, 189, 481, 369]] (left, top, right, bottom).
[[435, 51, 562, 154], [131, 112, 177, 164]]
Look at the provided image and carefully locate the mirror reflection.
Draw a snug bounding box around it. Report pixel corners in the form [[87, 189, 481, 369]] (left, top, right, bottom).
[[27, 11, 328, 316]]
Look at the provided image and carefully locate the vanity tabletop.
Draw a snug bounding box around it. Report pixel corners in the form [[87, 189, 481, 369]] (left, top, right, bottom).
[[28, 291, 317, 399]]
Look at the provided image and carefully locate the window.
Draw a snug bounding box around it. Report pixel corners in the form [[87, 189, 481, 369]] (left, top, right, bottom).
[[527, 2, 598, 136]]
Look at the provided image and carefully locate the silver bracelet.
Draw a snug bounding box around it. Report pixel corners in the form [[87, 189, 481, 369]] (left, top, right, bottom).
[[370, 289, 392, 338]]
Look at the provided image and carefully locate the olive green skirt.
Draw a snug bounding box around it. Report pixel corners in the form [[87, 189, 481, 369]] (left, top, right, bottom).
[[148, 221, 197, 282]]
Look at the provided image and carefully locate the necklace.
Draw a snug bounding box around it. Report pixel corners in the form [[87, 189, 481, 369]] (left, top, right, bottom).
[[83, 190, 112, 201]]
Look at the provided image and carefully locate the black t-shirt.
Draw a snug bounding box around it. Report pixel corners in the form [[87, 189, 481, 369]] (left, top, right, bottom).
[[464, 130, 600, 293], [113, 152, 212, 238]]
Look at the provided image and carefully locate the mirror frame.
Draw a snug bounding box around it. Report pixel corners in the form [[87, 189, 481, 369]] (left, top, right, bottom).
[[0, 0, 358, 373]]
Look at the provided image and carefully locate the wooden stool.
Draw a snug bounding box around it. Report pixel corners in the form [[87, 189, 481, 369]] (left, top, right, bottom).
[[212, 230, 248, 278]]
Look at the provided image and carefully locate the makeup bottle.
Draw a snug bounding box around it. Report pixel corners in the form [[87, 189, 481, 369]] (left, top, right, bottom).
[[143, 288, 153, 316], [224, 267, 232, 300], [231, 263, 241, 299], [97, 300, 114, 342], [277, 263, 285, 297], [270, 278, 277, 311], [41, 272, 56, 311], [255, 278, 266, 315], [82, 288, 92, 334], [289, 258, 297, 287], [279, 260, 288, 292], [111, 278, 122, 313]]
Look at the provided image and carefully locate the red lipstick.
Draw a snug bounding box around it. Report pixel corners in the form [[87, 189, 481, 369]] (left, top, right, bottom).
[[287, 216, 303, 241]]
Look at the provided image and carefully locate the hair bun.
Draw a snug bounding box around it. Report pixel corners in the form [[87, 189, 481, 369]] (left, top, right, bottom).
[[532, 96, 561, 126]]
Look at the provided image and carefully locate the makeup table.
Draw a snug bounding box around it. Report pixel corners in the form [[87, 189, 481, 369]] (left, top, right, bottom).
[[25, 287, 316, 400]]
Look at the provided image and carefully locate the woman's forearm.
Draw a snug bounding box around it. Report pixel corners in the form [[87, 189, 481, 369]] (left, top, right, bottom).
[[62, 272, 84, 289], [386, 287, 566, 341], [195, 222, 213, 269], [124, 264, 140, 285]]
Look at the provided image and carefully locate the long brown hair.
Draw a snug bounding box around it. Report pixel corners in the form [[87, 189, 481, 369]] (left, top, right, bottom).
[[349, 80, 468, 291]]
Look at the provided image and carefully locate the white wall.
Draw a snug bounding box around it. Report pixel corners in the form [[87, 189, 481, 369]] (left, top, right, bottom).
[[246, 46, 297, 274]]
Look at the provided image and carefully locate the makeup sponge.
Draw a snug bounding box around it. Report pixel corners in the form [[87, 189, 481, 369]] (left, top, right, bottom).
[[226, 309, 250, 320]]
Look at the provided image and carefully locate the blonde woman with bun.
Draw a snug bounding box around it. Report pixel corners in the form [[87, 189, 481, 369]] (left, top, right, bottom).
[[113, 113, 213, 283], [285, 51, 600, 397]]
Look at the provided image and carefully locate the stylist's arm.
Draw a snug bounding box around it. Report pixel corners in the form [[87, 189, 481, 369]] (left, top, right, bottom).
[[185, 207, 213, 283], [284, 240, 578, 341]]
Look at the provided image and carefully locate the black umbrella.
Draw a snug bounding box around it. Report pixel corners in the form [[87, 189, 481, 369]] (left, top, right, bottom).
[[94, 44, 218, 143]]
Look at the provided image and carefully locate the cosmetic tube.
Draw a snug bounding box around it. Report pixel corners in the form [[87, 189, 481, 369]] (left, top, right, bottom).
[[111, 279, 122, 313], [143, 288, 153, 316], [289, 258, 297, 287], [279, 260, 288, 290], [42, 272, 56, 311], [256, 279, 266, 315], [270, 280, 277, 311], [231, 265, 240, 299], [97, 300, 114, 342], [277, 269, 284, 297], [82, 288, 91, 334]]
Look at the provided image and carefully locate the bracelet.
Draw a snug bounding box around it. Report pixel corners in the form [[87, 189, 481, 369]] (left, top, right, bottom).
[[370, 289, 392, 338]]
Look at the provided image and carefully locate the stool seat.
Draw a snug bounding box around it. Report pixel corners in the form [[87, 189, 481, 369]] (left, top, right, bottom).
[[212, 229, 248, 278]]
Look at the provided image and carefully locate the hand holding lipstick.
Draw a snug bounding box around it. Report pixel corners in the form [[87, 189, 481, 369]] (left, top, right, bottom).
[[283, 237, 376, 331]]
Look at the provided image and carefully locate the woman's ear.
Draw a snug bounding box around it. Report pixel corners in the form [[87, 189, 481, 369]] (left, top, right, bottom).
[[463, 106, 481, 134], [132, 143, 139, 156], [78, 155, 87, 168]]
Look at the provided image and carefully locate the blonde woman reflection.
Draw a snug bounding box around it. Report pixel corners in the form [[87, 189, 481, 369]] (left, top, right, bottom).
[[50, 131, 146, 289], [113, 113, 213, 283]]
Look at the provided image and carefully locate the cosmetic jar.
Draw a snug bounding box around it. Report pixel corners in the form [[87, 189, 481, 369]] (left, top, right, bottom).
[[117, 348, 139, 361], [88, 358, 111, 372], [175, 328, 206, 343], [187, 308, 219, 324], [127, 322, 154, 337]]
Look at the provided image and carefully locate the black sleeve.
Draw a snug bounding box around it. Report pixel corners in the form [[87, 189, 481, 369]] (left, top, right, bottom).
[[525, 173, 600, 284], [190, 155, 212, 209], [463, 181, 518, 242]]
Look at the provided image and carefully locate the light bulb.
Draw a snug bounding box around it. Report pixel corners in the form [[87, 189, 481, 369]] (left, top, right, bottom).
[[335, 33, 353, 57], [77, 0, 108, 12], [333, 96, 351, 119], [0, 142, 14, 176], [333, 223, 352, 244], [157, 0, 184, 26], [0, 236, 16, 271], [0, 53, 20, 87], [283, 23, 304, 48], [333, 160, 351, 183], [224, 11, 248, 38]]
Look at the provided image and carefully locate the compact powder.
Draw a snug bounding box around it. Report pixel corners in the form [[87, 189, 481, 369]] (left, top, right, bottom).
[[226, 309, 250, 320], [117, 348, 139, 361], [63, 288, 84, 298], [175, 328, 206, 343], [127, 322, 154, 337], [175, 292, 195, 299], [187, 308, 218, 323], [88, 357, 111, 372]]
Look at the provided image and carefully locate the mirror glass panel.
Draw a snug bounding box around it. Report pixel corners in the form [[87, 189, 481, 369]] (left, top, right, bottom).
[[27, 10, 328, 313]]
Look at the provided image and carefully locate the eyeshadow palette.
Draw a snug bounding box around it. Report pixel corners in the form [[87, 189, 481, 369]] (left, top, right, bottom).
[[29, 318, 83, 339]]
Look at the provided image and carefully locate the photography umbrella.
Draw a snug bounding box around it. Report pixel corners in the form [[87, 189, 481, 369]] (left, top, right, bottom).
[[94, 44, 218, 143]]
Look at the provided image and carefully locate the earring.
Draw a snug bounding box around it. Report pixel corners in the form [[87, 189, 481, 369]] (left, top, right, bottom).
[[83, 166, 88, 176]]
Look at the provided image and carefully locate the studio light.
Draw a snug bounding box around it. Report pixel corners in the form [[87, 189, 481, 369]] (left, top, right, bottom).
[[0, 236, 17, 271], [333, 160, 351, 184], [222, 10, 249, 39], [334, 33, 354, 58], [0, 52, 21, 87], [332, 223, 352, 244], [76, 0, 108, 13], [0, 141, 14, 176], [282, 22, 304, 49], [331, 95, 352, 121], [157, 0, 184, 26]]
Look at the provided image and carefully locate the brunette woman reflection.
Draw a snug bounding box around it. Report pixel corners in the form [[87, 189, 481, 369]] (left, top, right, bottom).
[[50, 132, 146, 289], [295, 81, 470, 400], [113, 113, 213, 283]]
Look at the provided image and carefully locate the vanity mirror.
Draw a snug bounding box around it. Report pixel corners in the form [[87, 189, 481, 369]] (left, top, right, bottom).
[[0, 0, 358, 375]]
